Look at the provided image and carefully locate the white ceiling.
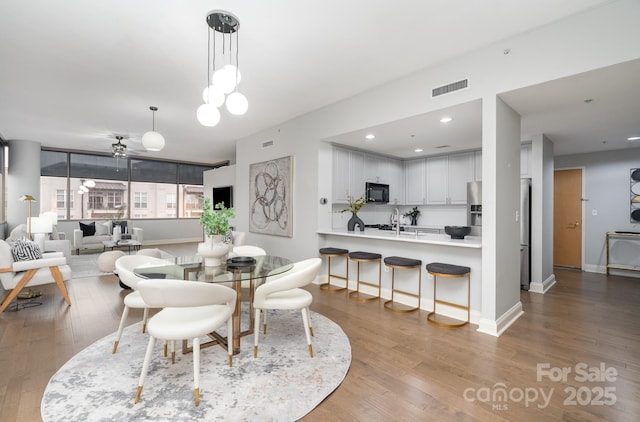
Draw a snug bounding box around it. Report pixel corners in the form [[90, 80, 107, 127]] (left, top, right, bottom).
[[1, 0, 636, 165]]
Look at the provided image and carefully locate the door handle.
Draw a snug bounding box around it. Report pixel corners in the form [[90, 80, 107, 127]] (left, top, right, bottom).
[[567, 220, 580, 228]]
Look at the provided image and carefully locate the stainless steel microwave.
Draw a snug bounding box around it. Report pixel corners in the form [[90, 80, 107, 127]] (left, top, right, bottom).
[[366, 182, 389, 203]]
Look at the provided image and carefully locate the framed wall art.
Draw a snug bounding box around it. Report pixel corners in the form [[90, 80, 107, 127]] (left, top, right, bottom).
[[249, 156, 293, 237], [631, 168, 640, 223]]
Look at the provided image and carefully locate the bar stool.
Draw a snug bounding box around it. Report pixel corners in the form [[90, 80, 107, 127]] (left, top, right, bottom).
[[318, 247, 348, 292], [383, 256, 422, 312], [426, 262, 471, 328], [348, 251, 381, 301]]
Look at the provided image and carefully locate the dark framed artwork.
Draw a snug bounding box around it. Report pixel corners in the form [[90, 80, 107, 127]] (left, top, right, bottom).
[[249, 156, 293, 237]]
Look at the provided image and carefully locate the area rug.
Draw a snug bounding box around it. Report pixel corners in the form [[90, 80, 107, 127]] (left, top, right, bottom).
[[67, 253, 112, 278], [41, 309, 351, 421]]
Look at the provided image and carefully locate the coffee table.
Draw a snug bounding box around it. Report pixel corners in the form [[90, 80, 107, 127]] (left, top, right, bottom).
[[101, 239, 142, 254]]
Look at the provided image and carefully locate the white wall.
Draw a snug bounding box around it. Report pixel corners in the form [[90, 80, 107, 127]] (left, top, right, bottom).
[[7, 139, 41, 232], [232, 0, 640, 332], [555, 147, 640, 276]]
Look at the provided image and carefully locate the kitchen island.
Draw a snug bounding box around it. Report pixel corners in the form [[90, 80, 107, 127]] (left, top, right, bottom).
[[317, 228, 482, 324]]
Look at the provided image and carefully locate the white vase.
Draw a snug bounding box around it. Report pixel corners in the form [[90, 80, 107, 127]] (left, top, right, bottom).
[[197, 235, 229, 266]]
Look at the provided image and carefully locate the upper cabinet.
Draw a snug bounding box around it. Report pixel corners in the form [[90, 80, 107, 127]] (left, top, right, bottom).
[[425, 152, 474, 205], [332, 146, 365, 203], [404, 158, 426, 205]]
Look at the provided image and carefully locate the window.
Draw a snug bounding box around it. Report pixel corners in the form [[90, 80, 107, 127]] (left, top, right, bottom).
[[166, 193, 176, 209], [56, 190, 66, 208], [134, 192, 148, 209], [40, 149, 223, 220]]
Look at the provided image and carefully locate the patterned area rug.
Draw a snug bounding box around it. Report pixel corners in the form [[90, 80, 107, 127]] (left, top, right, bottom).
[[41, 309, 351, 421]]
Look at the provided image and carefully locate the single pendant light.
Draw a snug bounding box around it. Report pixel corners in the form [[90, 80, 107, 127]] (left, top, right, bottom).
[[142, 106, 165, 151]]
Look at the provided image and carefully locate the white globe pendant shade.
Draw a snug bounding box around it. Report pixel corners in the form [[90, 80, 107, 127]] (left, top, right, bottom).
[[212, 65, 240, 94], [226, 92, 248, 115], [202, 85, 225, 107], [196, 103, 221, 127], [142, 130, 166, 152]]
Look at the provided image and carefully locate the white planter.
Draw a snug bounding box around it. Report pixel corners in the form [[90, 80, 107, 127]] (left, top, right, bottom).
[[197, 235, 229, 266]]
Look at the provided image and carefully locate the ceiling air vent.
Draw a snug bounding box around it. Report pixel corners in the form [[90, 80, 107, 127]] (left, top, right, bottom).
[[262, 140, 274, 148], [431, 78, 469, 98]]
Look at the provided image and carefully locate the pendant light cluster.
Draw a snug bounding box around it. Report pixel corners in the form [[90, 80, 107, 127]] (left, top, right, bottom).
[[197, 10, 248, 127]]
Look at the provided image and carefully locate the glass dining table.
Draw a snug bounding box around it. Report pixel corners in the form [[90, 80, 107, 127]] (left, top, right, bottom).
[[133, 255, 293, 355]]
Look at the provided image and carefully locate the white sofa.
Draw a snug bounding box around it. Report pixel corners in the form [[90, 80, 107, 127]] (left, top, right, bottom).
[[73, 221, 143, 255], [6, 224, 72, 259]]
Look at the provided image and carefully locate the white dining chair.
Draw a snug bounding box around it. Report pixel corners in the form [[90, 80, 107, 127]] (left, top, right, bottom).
[[112, 254, 165, 354], [253, 257, 321, 358], [134, 279, 236, 406]]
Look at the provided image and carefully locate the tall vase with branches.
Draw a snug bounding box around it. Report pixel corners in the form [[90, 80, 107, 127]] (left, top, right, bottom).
[[339, 192, 366, 231]]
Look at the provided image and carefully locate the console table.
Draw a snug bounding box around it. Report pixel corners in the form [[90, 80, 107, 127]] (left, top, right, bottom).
[[605, 231, 640, 275]]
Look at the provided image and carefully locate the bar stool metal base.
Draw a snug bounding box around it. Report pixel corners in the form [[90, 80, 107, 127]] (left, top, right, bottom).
[[348, 251, 381, 302], [319, 248, 348, 293], [426, 262, 470, 328], [383, 257, 422, 313]]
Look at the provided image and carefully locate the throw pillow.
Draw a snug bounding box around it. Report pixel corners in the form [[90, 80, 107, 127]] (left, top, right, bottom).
[[79, 222, 96, 237], [11, 238, 43, 261], [95, 221, 111, 236]]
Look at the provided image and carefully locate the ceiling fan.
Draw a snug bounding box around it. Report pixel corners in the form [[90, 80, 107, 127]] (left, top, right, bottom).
[[112, 135, 127, 158]]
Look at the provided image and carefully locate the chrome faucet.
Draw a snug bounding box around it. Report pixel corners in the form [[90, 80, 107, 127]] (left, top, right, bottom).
[[394, 208, 400, 236]]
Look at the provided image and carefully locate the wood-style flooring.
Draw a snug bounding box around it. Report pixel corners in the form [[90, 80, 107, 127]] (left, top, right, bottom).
[[0, 246, 638, 421]]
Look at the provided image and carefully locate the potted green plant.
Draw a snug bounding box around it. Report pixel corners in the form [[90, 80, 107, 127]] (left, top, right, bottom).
[[404, 206, 421, 226], [198, 198, 235, 266], [339, 192, 366, 231]]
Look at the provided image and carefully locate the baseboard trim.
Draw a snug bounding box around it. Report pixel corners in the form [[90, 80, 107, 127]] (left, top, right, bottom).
[[477, 301, 524, 337], [529, 274, 556, 294]]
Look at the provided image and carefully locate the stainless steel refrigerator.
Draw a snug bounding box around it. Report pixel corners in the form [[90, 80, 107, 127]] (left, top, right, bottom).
[[520, 178, 532, 290]]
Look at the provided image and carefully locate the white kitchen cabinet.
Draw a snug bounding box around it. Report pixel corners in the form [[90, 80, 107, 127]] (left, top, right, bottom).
[[364, 154, 389, 183], [350, 150, 365, 199], [425, 152, 474, 205], [332, 146, 365, 203], [521, 143, 532, 178], [404, 158, 426, 205], [387, 158, 404, 204], [332, 147, 351, 203]]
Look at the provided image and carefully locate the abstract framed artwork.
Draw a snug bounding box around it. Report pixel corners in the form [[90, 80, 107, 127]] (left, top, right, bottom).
[[631, 168, 640, 223], [249, 156, 293, 237]]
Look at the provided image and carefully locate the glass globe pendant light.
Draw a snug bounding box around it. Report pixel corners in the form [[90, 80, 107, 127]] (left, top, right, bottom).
[[197, 10, 248, 126], [141, 106, 165, 151]]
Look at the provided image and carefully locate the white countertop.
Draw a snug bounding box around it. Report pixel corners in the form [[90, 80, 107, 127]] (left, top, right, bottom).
[[317, 228, 482, 249]]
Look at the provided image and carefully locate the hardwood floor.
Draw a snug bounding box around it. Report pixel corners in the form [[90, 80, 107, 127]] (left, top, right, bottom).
[[1, 250, 638, 421]]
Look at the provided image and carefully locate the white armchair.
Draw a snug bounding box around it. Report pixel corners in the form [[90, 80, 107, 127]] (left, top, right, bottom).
[[6, 224, 71, 259], [0, 239, 72, 312]]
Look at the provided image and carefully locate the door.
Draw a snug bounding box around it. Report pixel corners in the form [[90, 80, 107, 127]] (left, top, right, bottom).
[[554, 169, 582, 268]]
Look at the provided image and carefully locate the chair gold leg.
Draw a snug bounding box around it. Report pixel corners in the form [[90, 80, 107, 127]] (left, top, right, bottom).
[[164, 343, 168, 357], [134, 386, 143, 404], [263, 323, 267, 334], [195, 388, 200, 406], [142, 323, 146, 334], [308, 344, 314, 358], [171, 351, 175, 364], [228, 355, 233, 367], [254, 345, 258, 358], [112, 341, 119, 354], [309, 326, 314, 337]]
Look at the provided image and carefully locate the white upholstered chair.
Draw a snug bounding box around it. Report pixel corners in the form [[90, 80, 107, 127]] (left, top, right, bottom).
[[112, 254, 165, 353], [0, 239, 72, 312], [228, 245, 266, 258], [134, 279, 236, 406], [253, 257, 321, 358]]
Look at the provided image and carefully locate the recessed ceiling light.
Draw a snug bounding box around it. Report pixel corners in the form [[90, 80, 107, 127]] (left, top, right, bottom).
[[628, 136, 640, 141], [365, 134, 375, 140], [440, 117, 452, 123], [414, 148, 423, 153]]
